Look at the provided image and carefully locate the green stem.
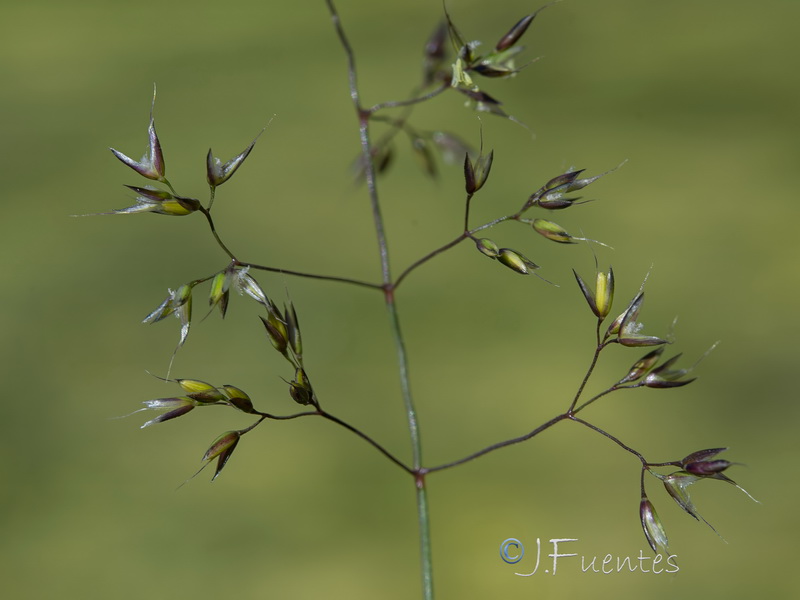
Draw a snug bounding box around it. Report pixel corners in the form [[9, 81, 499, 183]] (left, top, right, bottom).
[[416, 472, 433, 596], [385, 292, 432, 599], [325, 2, 432, 597]]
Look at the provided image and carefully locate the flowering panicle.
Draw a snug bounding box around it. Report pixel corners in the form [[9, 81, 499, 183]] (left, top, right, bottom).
[[103, 6, 751, 579]]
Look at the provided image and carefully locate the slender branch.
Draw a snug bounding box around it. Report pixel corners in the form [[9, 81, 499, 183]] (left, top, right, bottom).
[[198, 206, 238, 262], [163, 178, 178, 196], [255, 410, 318, 420], [393, 214, 517, 289], [368, 83, 449, 113], [424, 414, 568, 474], [255, 407, 412, 472], [319, 410, 413, 474], [646, 460, 682, 468], [567, 321, 604, 413], [197, 206, 382, 290], [238, 415, 268, 435], [570, 416, 647, 465], [242, 261, 383, 290], [574, 382, 643, 413], [394, 232, 469, 288], [469, 214, 516, 234], [463, 193, 474, 231], [572, 386, 618, 413]]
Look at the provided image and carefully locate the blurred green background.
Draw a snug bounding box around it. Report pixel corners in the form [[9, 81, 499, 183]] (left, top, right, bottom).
[[2, 0, 797, 598]]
